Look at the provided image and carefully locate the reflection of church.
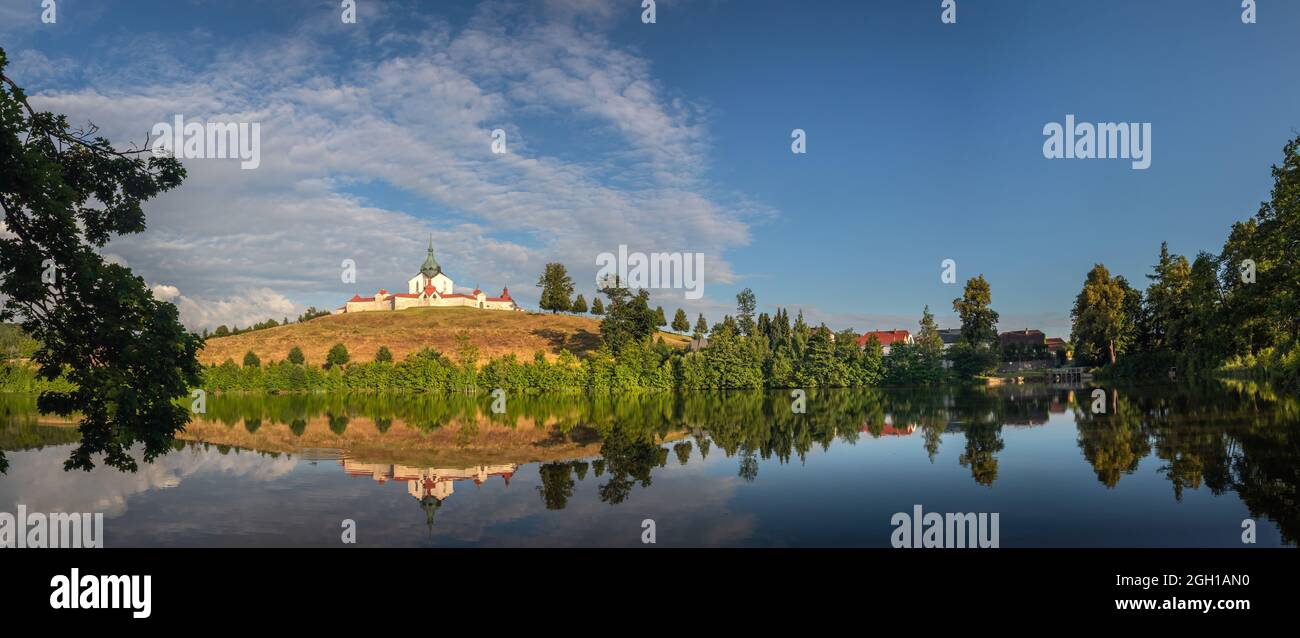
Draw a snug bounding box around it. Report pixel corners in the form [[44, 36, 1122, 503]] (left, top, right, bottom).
[[339, 459, 517, 532], [859, 415, 916, 436]]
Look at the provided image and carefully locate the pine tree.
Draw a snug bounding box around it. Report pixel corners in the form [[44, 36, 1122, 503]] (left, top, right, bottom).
[[591, 297, 604, 315], [671, 308, 690, 333], [536, 262, 574, 313], [694, 313, 708, 340], [654, 306, 667, 328], [571, 294, 588, 314]]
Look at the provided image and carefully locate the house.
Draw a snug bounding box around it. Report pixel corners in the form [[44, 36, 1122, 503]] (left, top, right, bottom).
[[1045, 337, 1068, 353], [999, 329, 1046, 348], [938, 328, 963, 350], [857, 329, 913, 356]]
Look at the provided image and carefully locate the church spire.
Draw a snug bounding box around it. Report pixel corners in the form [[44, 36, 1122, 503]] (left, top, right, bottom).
[[420, 235, 441, 278]]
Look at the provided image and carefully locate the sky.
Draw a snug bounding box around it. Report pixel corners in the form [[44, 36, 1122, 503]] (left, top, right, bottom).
[[2, 0, 1297, 337]]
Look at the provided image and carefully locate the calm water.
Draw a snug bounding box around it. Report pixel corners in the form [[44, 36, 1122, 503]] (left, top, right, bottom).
[[1, 381, 1296, 547]]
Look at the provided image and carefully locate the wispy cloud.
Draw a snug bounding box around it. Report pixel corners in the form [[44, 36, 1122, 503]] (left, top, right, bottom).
[[15, 1, 757, 330]]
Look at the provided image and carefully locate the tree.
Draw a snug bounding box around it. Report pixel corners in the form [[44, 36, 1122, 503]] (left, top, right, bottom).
[[916, 305, 944, 360], [536, 262, 574, 313], [693, 313, 708, 340], [213, 325, 230, 338], [571, 294, 588, 314], [1144, 242, 1193, 351], [598, 284, 656, 354], [590, 297, 604, 315], [671, 308, 690, 333], [654, 305, 667, 328], [326, 343, 350, 368], [736, 288, 757, 336], [243, 351, 261, 368], [1070, 264, 1136, 365], [952, 275, 999, 347], [0, 51, 200, 472], [287, 346, 305, 365], [297, 306, 330, 323], [375, 346, 393, 363]]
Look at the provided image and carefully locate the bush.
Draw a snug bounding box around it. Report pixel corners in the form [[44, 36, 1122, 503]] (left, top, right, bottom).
[[326, 343, 350, 369]]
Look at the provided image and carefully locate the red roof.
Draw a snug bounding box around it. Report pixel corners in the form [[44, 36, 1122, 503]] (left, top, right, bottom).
[[857, 330, 911, 347], [393, 293, 419, 298], [424, 283, 436, 296], [349, 295, 376, 303]]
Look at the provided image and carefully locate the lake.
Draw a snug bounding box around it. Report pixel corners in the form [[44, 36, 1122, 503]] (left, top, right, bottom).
[[1, 381, 1296, 547]]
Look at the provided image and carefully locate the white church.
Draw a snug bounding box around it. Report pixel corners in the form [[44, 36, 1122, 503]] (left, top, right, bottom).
[[338, 238, 521, 314]]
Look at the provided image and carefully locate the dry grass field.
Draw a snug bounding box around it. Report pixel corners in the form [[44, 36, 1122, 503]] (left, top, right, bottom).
[[198, 307, 691, 365]]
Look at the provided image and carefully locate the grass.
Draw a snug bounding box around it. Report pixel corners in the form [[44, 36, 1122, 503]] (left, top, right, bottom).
[[199, 307, 691, 366]]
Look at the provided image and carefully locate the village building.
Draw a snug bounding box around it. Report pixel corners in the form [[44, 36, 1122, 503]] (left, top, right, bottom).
[[857, 329, 913, 356], [938, 328, 963, 350], [338, 238, 521, 314]]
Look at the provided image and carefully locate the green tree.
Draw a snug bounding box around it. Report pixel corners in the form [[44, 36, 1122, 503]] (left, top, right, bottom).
[[916, 305, 944, 360], [599, 285, 656, 354], [1070, 264, 1136, 365], [671, 308, 690, 333], [736, 288, 757, 336], [1143, 241, 1193, 351], [693, 313, 708, 340], [287, 346, 305, 365], [213, 325, 230, 338], [571, 294, 588, 314], [243, 351, 261, 368], [654, 305, 667, 328], [536, 262, 574, 313], [375, 346, 393, 363], [0, 52, 201, 472], [952, 275, 999, 347], [326, 343, 351, 369], [590, 297, 604, 315]]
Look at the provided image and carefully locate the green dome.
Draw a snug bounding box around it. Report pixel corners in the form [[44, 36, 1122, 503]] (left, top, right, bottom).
[[420, 235, 441, 278]]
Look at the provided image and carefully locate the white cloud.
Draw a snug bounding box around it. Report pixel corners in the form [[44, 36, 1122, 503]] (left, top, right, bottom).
[[15, 3, 757, 322], [168, 287, 302, 331]]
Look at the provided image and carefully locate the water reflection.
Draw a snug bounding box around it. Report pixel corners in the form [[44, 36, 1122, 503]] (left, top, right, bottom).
[[0, 380, 1297, 546]]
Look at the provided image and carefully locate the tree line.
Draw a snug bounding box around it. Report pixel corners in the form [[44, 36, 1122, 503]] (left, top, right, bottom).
[[1070, 135, 1300, 385]]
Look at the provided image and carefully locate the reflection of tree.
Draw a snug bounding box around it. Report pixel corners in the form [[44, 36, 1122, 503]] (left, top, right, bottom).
[[327, 412, 348, 435], [1075, 398, 1150, 488], [536, 462, 575, 510], [596, 428, 660, 505], [958, 422, 1004, 486], [673, 441, 693, 465], [738, 450, 759, 483]]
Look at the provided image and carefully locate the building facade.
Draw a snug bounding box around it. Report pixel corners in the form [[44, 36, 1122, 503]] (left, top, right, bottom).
[[339, 239, 521, 314]]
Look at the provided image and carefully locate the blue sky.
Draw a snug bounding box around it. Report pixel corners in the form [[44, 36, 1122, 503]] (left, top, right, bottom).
[[2, 0, 1297, 336]]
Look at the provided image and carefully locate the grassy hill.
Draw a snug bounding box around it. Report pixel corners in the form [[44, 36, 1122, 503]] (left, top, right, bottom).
[[199, 307, 691, 366]]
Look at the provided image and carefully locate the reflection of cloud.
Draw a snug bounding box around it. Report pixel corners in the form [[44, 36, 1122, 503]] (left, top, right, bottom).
[[0, 444, 297, 517], [360, 453, 758, 547]]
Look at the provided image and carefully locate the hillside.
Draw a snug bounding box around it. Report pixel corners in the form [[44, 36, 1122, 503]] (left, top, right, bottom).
[[199, 307, 691, 366]]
